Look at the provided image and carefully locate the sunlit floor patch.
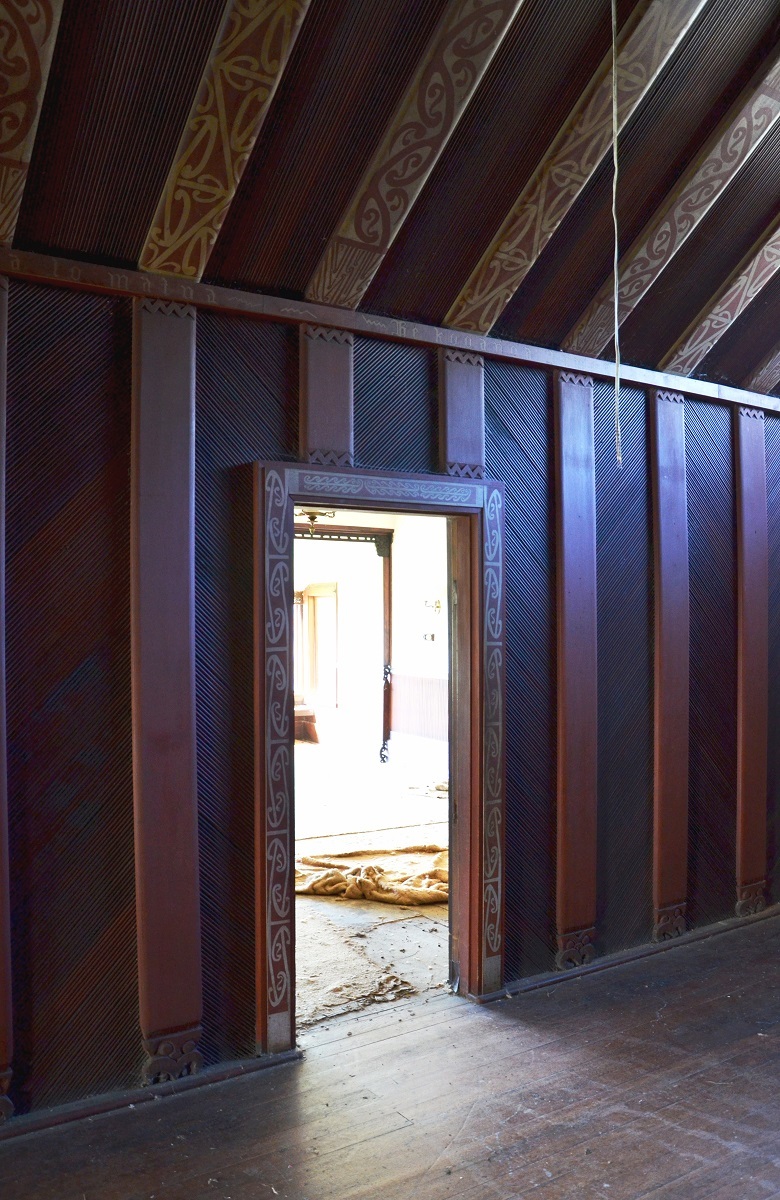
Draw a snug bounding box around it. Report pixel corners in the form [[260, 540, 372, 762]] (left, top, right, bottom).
[[296, 894, 449, 1028]]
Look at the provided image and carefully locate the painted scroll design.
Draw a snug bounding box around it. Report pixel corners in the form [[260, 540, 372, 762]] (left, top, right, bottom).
[[265, 469, 292, 1015], [565, 57, 780, 356], [297, 470, 480, 506], [664, 223, 780, 374], [653, 903, 686, 941], [446, 0, 707, 333], [306, 0, 522, 309], [142, 1027, 204, 1084], [139, 0, 311, 281], [736, 881, 766, 918], [556, 927, 595, 970], [483, 485, 504, 966], [0, 0, 64, 244]]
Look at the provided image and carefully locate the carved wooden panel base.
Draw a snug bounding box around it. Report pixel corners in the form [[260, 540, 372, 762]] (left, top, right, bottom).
[[0, 1067, 12, 1121], [142, 1026, 204, 1085], [308, 449, 354, 468], [736, 881, 766, 918], [653, 903, 686, 941], [556, 927, 596, 970], [447, 462, 485, 479]]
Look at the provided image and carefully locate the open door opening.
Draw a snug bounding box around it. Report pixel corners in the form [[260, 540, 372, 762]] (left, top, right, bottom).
[[292, 508, 451, 1030], [254, 464, 504, 1055]]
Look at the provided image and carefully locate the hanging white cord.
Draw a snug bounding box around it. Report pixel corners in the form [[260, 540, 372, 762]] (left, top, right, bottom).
[[611, 0, 622, 465]]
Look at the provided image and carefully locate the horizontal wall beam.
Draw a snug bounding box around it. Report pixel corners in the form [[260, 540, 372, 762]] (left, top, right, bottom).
[[0, 246, 775, 415]]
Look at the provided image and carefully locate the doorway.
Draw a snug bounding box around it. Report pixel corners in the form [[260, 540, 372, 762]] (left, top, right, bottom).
[[253, 464, 505, 1055], [292, 508, 450, 1029]]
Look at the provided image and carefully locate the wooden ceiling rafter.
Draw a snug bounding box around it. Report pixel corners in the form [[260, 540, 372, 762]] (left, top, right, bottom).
[[443, 0, 709, 335], [304, 0, 526, 311], [564, 45, 780, 357], [138, 0, 311, 282], [743, 343, 780, 396], [0, 0, 64, 246], [660, 216, 780, 375]]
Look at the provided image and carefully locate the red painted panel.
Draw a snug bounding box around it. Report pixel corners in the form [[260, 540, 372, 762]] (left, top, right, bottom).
[[438, 349, 485, 478], [735, 405, 769, 915], [554, 371, 598, 966], [300, 326, 354, 466], [650, 390, 689, 939], [131, 299, 202, 1077]]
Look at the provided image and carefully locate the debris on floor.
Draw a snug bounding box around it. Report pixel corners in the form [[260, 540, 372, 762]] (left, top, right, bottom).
[[296, 894, 449, 1028], [295, 849, 448, 905]]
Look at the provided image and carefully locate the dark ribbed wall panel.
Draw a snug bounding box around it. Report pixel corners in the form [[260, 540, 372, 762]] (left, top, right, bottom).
[[594, 384, 654, 954], [196, 312, 298, 1064], [354, 338, 437, 474], [766, 415, 780, 902], [685, 401, 738, 927], [485, 362, 556, 980], [6, 282, 138, 1111]]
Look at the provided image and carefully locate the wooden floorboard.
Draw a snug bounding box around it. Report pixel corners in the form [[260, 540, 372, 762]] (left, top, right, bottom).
[[4, 914, 780, 1198]]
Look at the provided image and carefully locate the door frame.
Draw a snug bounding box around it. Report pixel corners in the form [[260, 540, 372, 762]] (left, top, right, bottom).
[[253, 463, 505, 1053]]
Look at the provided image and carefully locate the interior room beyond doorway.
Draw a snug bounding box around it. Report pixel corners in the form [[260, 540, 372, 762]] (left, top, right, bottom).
[[292, 507, 450, 1031]]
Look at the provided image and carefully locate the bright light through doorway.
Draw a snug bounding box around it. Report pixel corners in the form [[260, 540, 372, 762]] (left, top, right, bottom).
[[293, 508, 451, 1030]]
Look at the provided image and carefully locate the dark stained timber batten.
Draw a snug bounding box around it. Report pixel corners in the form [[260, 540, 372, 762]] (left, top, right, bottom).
[[353, 338, 437, 474], [0, 247, 775, 414], [594, 382, 654, 955], [6, 283, 140, 1112], [685, 401, 738, 928], [195, 313, 298, 1064]]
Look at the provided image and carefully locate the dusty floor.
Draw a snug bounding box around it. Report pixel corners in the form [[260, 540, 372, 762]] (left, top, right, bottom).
[[294, 727, 451, 1028], [296, 891, 450, 1028]]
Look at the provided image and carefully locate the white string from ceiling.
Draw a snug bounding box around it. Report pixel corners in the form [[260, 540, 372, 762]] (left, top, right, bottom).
[[611, 0, 623, 465]]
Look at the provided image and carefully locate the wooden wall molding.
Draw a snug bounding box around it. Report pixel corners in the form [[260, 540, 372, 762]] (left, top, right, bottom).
[[734, 404, 769, 918], [300, 325, 354, 467], [553, 370, 598, 967], [0, 245, 777, 413], [305, 0, 524, 309], [649, 389, 690, 941], [142, 1028, 203, 1087], [0, 1, 64, 245], [446, 0, 707, 334], [565, 50, 780, 357], [0, 277, 10, 1121], [662, 219, 780, 375], [438, 346, 485, 479], [131, 299, 203, 1082], [139, 0, 311, 281]]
